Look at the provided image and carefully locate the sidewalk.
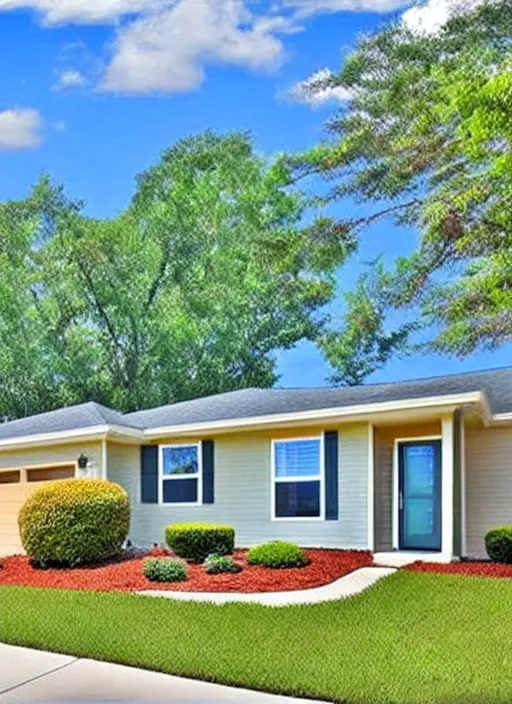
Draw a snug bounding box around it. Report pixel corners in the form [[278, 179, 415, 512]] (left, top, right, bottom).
[[0, 643, 328, 703], [139, 566, 396, 605]]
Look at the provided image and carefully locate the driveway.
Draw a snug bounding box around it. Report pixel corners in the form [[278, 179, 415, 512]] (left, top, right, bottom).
[[0, 643, 327, 703]]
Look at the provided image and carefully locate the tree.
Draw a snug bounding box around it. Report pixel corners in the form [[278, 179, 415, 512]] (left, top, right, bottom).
[[319, 262, 413, 386], [286, 1, 512, 380], [0, 132, 350, 418]]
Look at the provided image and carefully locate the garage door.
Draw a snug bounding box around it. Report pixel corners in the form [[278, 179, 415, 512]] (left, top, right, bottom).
[[0, 465, 76, 556]]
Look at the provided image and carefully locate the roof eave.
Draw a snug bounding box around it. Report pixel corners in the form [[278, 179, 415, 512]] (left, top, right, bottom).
[[0, 390, 494, 450], [0, 425, 111, 451], [144, 391, 490, 439]]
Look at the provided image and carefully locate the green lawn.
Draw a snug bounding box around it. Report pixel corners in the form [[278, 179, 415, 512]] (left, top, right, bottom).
[[1, 571, 512, 703]]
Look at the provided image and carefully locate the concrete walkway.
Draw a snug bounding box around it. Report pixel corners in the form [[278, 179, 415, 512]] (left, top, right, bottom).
[[0, 643, 329, 703], [138, 566, 396, 606]]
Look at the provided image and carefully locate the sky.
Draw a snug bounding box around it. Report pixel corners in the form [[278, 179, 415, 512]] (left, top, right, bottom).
[[0, 0, 509, 389]]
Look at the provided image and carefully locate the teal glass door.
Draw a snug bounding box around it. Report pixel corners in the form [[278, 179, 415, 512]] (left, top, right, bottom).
[[399, 440, 442, 551]]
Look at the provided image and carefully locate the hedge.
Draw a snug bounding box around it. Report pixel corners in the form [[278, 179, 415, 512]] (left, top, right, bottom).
[[485, 527, 512, 563], [143, 558, 188, 582], [165, 523, 235, 563], [18, 478, 130, 567], [247, 541, 308, 569]]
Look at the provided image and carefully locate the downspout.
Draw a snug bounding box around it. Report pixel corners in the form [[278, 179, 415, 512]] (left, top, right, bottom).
[[101, 437, 108, 480]]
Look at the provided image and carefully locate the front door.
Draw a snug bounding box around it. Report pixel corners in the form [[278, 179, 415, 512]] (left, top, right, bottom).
[[398, 440, 442, 551]]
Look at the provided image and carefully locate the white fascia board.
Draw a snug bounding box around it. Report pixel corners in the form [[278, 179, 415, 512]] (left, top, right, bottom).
[[0, 425, 110, 451], [144, 391, 488, 439], [490, 413, 512, 426], [107, 424, 146, 442]]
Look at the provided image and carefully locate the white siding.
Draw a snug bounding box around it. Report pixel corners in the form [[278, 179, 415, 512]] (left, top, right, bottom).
[[107, 424, 369, 550], [465, 426, 512, 559]]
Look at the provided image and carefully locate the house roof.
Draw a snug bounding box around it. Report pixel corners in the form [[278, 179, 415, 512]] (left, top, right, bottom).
[[125, 367, 512, 429], [0, 401, 142, 442], [0, 367, 511, 443]]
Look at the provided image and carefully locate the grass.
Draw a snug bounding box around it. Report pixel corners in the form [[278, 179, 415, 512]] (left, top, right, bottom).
[[1, 571, 512, 703]]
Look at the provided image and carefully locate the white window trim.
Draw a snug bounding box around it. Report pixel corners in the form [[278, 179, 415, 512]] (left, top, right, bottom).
[[271, 435, 325, 522], [158, 442, 203, 507]]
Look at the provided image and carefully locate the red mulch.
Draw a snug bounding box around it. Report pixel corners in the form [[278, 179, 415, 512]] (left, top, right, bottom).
[[0, 549, 373, 593], [405, 560, 512, 579]]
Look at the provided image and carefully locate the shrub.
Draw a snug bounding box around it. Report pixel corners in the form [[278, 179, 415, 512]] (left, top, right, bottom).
[[166, 523, 235, 563], [18, 479, 130, 568], [485, 527, 512, 563], [204, 553, 242, 575], [143, 558, 188, 583], [247, 541, 308, 569]]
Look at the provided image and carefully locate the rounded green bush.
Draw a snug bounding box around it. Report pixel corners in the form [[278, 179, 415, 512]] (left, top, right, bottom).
[[247, 541, 308, 569], [18, 478, 130, 567], [144, 558, 188, 582], [485, 527, 512, 563], [204, 553, 242, 575], [165, 523, 235, 563]]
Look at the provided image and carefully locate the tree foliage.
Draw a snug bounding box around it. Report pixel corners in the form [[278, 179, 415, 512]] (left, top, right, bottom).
[[0, 131, 350, 417], [287, 0, 512, 379], [319, 262, 413, 386]]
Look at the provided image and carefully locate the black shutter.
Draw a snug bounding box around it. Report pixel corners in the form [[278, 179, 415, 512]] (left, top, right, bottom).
[[141, 445, 158, 503], [202, 440, 215, 504], [324, 431, 339, 520]]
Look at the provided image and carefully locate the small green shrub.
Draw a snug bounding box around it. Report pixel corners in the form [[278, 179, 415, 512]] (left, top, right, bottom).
[[143, 558, 188, 583], [18, 479, 130, 567], [485, 527, 512, 563], [247, 541, 308, 569], [204, 553, 242, 575], [165, 523, 235, 563]]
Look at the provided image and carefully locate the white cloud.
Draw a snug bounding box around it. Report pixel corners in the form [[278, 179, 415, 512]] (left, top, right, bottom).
[[54, 68, 85, 89], [0, 108, 42, 151], [282, 0, 409, 18], [0, 0, 165, 24], [0, 0, 488, 100], [288, 68, 352, 107], [102, 0, 290, 94], [402, 0, 488, 34]]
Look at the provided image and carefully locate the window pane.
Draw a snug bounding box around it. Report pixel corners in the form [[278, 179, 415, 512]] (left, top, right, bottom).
[[0, 471, 20, 485], [163, 446, 198, 476], [405, 446, 435, 495], [275, 480, 320, 518], [27, 466, 75, 482], [275, 440, 320, 478], [405, 497, 434, 537], [163, 478, 198, 503]]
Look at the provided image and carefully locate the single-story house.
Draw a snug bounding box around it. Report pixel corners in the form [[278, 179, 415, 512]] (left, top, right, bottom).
[[1, 367, 511, 561]]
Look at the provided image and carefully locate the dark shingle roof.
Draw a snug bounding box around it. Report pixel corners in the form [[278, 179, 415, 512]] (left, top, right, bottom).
[[0, 402, 142, 442], [124, 367, 512, 429], [0, 367, 511, 441]]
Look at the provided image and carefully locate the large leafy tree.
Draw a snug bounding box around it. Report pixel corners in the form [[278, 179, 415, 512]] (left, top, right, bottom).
[[0, 132, 349, 417], [287, 1, 512, 382]]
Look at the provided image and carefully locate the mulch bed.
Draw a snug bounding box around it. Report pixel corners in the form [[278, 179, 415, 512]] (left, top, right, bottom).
[[405, 560, 512, 579], [0, 548, 373, 593]]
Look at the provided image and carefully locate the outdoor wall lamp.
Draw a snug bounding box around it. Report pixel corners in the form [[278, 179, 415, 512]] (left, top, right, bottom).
[[77, 453, 89, 470]]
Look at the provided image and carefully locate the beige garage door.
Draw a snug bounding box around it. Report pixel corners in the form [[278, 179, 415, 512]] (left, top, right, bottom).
[[0, 466, 76, 556]]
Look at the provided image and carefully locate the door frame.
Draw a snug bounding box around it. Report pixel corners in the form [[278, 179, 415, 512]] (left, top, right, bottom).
[[392, 436, 442, 551]]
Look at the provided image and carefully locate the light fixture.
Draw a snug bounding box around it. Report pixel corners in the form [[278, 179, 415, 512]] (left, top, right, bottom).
[[77, 453, 89, 470]]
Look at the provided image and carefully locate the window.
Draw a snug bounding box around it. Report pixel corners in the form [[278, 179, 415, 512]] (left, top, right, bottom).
[[27, 466, 75, 482], [160, 444, 202, 505], [0, 471, 20, 485], [272, 437, 323, 519]]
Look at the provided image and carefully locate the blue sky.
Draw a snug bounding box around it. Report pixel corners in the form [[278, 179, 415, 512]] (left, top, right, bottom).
[[0, 0, 509, 389]]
